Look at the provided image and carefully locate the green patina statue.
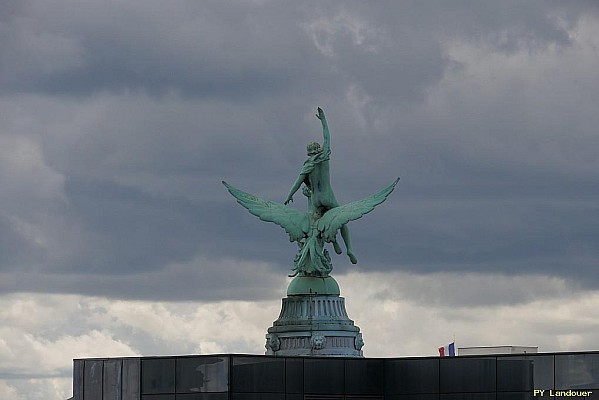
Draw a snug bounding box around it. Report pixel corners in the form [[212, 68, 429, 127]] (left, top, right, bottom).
[[223, 107, 398, 279], [285, 107, 357, 264]]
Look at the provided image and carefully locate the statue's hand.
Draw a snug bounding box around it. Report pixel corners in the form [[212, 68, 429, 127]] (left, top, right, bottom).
[[284, 196, 293, 205], [316, 107, 324, 120]]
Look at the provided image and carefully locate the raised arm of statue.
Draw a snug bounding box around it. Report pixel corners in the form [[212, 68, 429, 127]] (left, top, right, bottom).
[[316, 107, 330, 152]]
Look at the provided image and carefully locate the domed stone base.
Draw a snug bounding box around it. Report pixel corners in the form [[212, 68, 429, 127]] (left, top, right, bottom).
[[286, 275, 340, 296], [265, 277, 364, 357]]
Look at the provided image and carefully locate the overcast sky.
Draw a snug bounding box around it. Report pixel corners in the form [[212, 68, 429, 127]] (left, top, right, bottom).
[[1, 1, 599, 399]]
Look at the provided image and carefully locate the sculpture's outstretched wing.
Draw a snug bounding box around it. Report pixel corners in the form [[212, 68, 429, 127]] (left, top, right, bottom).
[[317, 178, 399, 241], [222, 181, 309, 242]]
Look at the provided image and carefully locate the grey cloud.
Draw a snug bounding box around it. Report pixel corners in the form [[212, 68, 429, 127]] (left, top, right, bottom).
[[0, 1, 598, 301], [364, 271, 573, 307], [3, 2, 599, 398], [0, 1, 328, 98], [0, 214, 44, 270], [0, 256, 286, 301], [2, 1, 594, 100]]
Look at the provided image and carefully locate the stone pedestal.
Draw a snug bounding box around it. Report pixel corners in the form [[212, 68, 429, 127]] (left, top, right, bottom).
[[265, 276, 364, 357]]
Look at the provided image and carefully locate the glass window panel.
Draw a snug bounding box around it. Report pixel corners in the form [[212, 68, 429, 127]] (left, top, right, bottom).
[[440, 394, 496, 400], [556, 354, 599, 389], [386, 395, 439, 400], [142, 358, 175, 394], [84, 360, 104, 400], [286, 394, 303, 400], [141, 395, 175, 400], [231, 393, 285, 400], [177, 356, 228, 393], [175, 394, 229, 400], [73, 360, 84, 400], [497, 356, 553, 391], [103, 359, 122, 400], [440, 358, 496, 393], [285, 358, 303, 394], [497, 393, 537, 400], [385, 358, 440, 395], [123, 358, 141, 400], [497, 359, 534, 392], [304, 358, 344, 394], [345, 359, 384, 395], [231, 356, 284, 393], [345, 396, 384, 400], [531, 356, 554, 390]]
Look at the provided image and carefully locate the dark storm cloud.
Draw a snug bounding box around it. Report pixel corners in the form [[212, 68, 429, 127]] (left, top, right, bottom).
[[0, 214, 44, 269], [0, 254, 286, 301], [0, 1, 328, 98], [0, 1, 598, 300], [3, 1, 583, 99]]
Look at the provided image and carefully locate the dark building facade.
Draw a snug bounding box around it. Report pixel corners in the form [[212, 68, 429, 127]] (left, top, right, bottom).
[[73, 351, 599, 400]]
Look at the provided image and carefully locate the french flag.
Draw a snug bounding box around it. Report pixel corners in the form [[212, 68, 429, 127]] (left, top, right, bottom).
[[438, 342, 455, 357]]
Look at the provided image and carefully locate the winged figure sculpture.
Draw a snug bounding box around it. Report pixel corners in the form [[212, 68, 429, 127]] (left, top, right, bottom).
[[222, 178, 399, 277]]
